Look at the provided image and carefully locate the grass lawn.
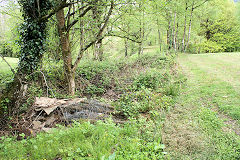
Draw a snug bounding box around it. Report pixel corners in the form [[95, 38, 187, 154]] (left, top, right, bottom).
[[163, 53, 240, 159], [180, 53, 240, 120], [0, 57, 19, 90], [0, 57, 19, 74]]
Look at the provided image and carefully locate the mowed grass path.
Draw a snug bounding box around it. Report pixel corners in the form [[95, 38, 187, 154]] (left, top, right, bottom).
[[163, 53, 240, 159], [180, 53, 240, 120]]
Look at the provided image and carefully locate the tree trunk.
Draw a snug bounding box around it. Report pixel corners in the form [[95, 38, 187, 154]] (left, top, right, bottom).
[[172, 12, 177, 51], [185, 3, 194, 52], [95, 39, 103, 61], [167, 19, 172, 51], [0, 0, 51, 125], [124, 38, 128, 57], [158, 28, 162, 52], [92, 0, 104, 61], [138, 42, 143, 55], [156, 18, 162, 52], [138, 25, 144, 55], [56, 8, 75, 96], [181, 2, 188, 52], [175, 22, 179, 51]]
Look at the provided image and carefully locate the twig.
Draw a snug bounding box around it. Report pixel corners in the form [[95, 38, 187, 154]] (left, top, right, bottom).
[[28, 110, 43, 128], [31, 71, 56, 98]]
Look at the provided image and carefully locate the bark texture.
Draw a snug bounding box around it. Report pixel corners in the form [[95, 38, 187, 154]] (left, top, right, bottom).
[[56, 9, 75, 96]]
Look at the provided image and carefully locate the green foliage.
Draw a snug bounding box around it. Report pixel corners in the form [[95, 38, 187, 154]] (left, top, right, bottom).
[[77, 60, 120, 95], [132, 69, 163, 91], [0, 98, 10, 116], [200, 40, 224, 53], [198, 0, 240, 53], [132, 68, 184, 97], [45, 19, 61, 60], [164, 82, 180, 97], [17, 0, 52, 74], [0, 1, 22, 58], [0, 73, 14, 91], [0, 118, 166, 159], [134, 54, 167, 68], [186, 43, 201, 54], [0, 42, 14, 57], [115, 87, 173, 117]]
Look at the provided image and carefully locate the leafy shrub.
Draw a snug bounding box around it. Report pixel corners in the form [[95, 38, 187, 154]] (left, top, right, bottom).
[[0, 73, 14, 91], [0, 118, 166, 159], [0, 42, 14, 57], [186, 43, 201, 54], [200, 41, 224, 53], [164, 83, 180, 97]]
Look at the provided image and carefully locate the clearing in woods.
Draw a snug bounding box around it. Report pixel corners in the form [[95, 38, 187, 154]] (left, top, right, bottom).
[[163, 53, 240, 159]]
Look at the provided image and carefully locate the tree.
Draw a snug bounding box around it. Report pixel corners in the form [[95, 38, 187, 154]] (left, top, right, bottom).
[[0, 0, 69, 125], [56, 0, 114, 96], [0, 0, 22, 57], [199, 0, 240, 53]]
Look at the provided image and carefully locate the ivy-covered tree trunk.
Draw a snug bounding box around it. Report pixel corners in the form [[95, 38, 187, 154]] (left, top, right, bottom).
[[0, 0, 52, 125]]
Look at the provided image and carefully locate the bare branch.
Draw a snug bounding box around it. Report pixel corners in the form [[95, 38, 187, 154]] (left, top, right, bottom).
[[72, 1, 114, 71], [40, 2, 69, 21], [67, 4, 88, 17], [106, 32, 141, 43], [66, 6, 93, 32], [34, 71, 56, 98]]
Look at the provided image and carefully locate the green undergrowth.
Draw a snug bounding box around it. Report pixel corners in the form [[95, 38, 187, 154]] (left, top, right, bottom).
[[0, 51, 185, 159], [0, 118, 166, 159], [34, 51, 182, 99], [114, 87, 173, 117]]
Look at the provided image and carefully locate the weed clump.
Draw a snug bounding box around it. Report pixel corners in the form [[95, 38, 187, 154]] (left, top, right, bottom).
[[114, 87, 173, 117]]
